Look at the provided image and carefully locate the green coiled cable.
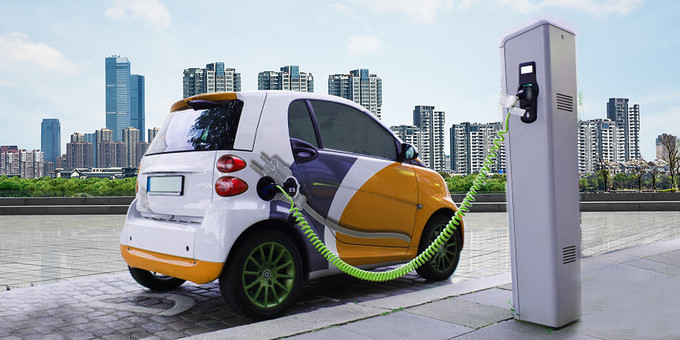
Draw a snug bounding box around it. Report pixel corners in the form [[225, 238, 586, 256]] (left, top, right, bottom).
[[278, 99, 516, 282]]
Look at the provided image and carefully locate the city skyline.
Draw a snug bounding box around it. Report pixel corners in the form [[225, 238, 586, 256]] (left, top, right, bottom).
[[1, 1, 679, 161]]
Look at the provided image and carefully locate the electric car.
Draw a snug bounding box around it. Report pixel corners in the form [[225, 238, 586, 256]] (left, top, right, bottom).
[[120, 91, 463, 320]]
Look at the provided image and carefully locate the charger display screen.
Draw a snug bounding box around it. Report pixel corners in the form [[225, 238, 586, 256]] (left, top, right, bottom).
[[520, 65, 534, 74]]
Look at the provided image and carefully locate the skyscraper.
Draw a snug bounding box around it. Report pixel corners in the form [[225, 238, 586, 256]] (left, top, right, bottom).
[[106, 55, 131, 141], [413, 106, 446, 171], [450, 122, 505, 175], [66, 133, 94, 169], [148, 127, 159, 144], [95, 128, 113, 167], [577, 119, 624, 175], [122, 127, 140, 168], [328, 69, 382, 119], [389, 125, 422, 153], [182, 62, 241, 98], [130, 74, 145, 142], [258, 65, 314, 92], [41, 118, 61, 164], [606, 98, 641, 160]]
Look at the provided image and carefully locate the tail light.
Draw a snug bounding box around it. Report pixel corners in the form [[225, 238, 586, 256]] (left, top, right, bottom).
[[215, 176, 248, 197], [217, 155, 246, 173]]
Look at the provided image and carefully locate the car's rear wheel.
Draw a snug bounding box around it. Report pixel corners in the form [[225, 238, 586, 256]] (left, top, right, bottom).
[[220, 230, 302, 320], [416, 213, 462, 281], [128, 267, 186, 291]]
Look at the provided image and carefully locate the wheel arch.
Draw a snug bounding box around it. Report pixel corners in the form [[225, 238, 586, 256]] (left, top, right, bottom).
[[426, 207, 464, 250], [224, 219, 311, 280]]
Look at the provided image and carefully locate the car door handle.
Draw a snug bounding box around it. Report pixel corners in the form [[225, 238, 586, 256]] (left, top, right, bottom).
[[290, 139, 319, 164]]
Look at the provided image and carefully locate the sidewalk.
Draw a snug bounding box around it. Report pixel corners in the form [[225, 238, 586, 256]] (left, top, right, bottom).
[[191, 236, 680, 339]]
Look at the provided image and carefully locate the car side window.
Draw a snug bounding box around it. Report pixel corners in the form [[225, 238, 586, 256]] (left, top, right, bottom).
[[287, 100, 318, 147], [310, 100, 397, 160]]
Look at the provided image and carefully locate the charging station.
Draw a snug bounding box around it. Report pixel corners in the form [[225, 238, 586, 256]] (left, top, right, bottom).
[[500, 20, 581, 328]]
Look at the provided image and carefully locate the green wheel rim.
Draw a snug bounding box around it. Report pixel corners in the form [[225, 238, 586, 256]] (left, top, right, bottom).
[[428, 223, 458, 273], [241, 241, 296, 309]]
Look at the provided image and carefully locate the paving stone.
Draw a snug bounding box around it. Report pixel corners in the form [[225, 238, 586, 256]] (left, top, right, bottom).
[[2, 213, 679, 339], [102, 335, 133, 340], [64, 332, 95, 340], [155, 330, 184, 339], [91, 314, 119, 323], [336, 311, 473, 339], [407, 297, 513, 329], [104, 320, 133, 331], [141, 321, 168, 333], [183, 327, 210, 336], [196, 319, 229, 331], [168, 320, 195, 331]]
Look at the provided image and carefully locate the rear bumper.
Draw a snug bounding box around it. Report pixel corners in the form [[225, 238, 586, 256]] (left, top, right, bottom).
[[120, 245, 224, 284]]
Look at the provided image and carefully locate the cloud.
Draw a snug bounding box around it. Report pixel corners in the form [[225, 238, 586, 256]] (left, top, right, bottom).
[[495, 0, 643, 16], [358, 0, 456, 23], [350, 0, 640, 22], [348, 34, 385, 56], [105, 0, 171, 29], [332, 3, 359, 19], [0, 32, 81, 75]]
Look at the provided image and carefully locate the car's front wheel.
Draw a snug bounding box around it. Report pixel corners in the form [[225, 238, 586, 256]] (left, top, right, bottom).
[[128, 267, 186, 291], [220, 230, 302, 320], [416, 213, 462, 281]]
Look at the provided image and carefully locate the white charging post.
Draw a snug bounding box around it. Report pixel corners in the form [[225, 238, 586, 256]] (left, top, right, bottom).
[[500, 20, 581, 328]]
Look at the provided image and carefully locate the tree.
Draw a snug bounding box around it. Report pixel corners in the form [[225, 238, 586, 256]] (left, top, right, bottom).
[[628, 159, 647, 192], [658, 134, 680, 191], [647, 161, 661, 192], [596, 156, 614, 191]]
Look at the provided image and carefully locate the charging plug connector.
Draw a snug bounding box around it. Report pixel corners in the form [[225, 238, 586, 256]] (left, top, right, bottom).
[[499, 94, 526, 118]]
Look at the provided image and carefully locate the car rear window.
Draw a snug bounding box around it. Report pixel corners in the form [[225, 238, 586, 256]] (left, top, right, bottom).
[[146, 100, 244, 155]]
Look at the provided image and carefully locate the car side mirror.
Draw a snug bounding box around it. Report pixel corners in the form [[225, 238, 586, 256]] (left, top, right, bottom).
[[401, 143, 418, 161]]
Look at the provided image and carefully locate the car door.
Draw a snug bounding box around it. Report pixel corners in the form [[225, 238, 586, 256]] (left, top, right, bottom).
[[288, 99, 419, 252]]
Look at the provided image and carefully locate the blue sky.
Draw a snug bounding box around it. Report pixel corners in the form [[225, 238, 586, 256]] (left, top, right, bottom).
[[0, 0, 678, 160]]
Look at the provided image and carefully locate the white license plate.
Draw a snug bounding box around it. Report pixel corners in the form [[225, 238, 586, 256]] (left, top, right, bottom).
[[147, 176, 184, 195]]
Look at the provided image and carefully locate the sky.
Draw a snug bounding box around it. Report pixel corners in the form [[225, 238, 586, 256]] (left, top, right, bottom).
[[0, 0, 678, 161]]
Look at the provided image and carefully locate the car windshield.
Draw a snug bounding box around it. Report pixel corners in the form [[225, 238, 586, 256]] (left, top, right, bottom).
[[146, 100, 244, 155]]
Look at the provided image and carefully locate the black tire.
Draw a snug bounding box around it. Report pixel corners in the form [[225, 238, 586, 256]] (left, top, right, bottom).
[[128, 267, 186, 291], [416, 213, 462, 281], [220, 230, 302, 320]]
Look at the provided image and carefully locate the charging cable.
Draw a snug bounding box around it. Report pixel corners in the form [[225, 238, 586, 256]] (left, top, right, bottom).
[[277, 96, 519, 282]]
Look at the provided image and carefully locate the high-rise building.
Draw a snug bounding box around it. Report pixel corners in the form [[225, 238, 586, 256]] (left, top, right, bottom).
[[41, 118, 61, 164], [148, 127, 159, 144], [66, 138, 94, 169], [0, 146, 19, 176], [389, 125, 422, 154], [577, 119, 624, 175], [137, 141, 150, 163], [258, 65, 314, 92], [98, 141, 126, 168], [16, 149, 44, 178], [122, 127, 140, 168], [106, 55, 131, 141], [71, 133, 85, 143], [450, 122, 505, 175], [95, 128, 114, 167], [656, 133, 678, 161], [183, 62, 241, 98], [328, 69, 382, 119], [606, 98, 641, 160], [413, 106, 446, 171], [84, 132, 96, 166], [130, 74, 145, 141]]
